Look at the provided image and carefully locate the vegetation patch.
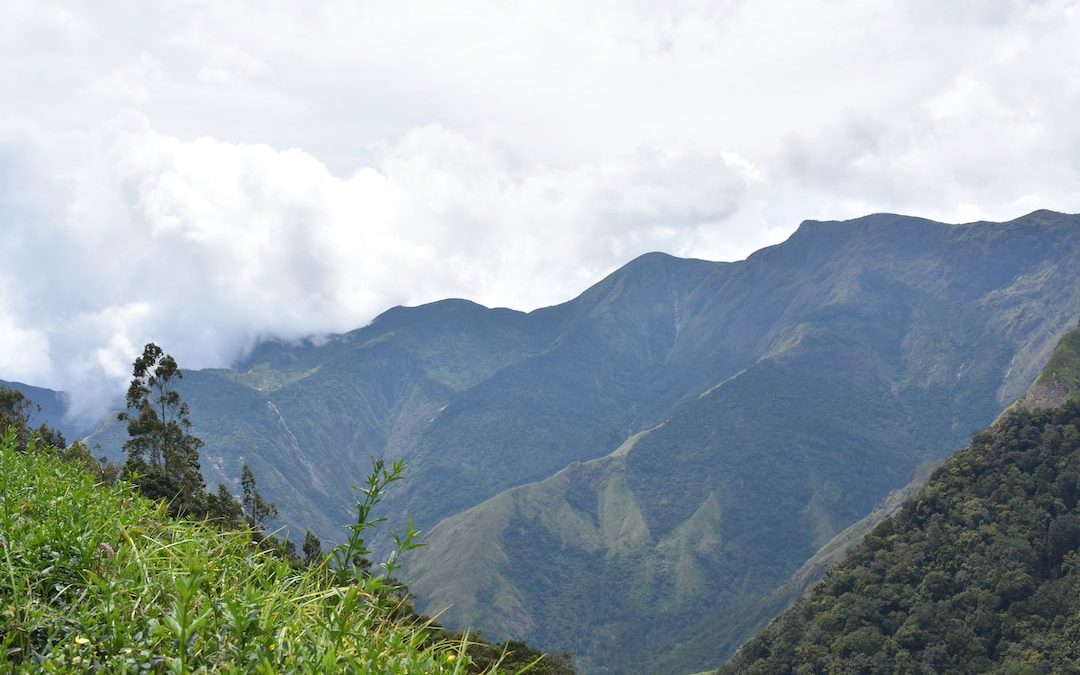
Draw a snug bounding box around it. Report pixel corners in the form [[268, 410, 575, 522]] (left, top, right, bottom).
[[0, 377, 572, 674], [720, 398, 1080, 673]]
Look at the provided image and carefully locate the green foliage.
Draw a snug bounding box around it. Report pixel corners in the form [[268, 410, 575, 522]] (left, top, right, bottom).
[[117, 347, 280, 543], [0, 426, 562, 673], [0, 386, 66, 450], [439, 635, 575, 675], [119, 343, 207, 517], [240, 463, 278, 530], [330, 457, 423, 585], [302, 530, 323, 566], [205, 482, 244, 527], [720, 399, 1080, 674], [1031, 327, 1080, 404]]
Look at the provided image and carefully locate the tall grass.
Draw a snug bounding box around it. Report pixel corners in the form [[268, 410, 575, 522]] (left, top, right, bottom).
[[0, 428, 501, 673]]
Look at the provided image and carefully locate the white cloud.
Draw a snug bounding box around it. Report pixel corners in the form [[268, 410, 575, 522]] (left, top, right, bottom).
[[91, 54, 164, 104], [0, 115, 757, 419], [0, 304, 51, 386], [1, 0, 1078, 419]]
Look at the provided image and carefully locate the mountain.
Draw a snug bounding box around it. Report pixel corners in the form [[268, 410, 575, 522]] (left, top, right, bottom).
[[0, 379, 96, 442], [402, 211, 1080, 673], [719, 326, 1080, 673], [67, 210, 1080, 673], [86, 252, 726, 544]]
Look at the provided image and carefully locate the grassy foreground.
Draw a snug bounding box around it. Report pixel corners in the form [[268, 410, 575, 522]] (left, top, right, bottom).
[[0, 428, 528, 673]]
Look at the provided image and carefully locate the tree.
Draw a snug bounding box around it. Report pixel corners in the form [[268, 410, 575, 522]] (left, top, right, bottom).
[[205, 482, 244, 526], [119, 343, 206, 516], [0, 386, 66, 450], [241, 463, 279, 530], [303, 530, 323, 566], [0, 387, 31, 431]]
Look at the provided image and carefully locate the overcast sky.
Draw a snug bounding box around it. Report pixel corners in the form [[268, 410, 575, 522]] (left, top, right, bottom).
[[2, 0, 1079, 419]]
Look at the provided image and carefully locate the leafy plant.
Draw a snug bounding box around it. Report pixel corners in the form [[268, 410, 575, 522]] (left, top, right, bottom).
[[329, 457, 424, 586]]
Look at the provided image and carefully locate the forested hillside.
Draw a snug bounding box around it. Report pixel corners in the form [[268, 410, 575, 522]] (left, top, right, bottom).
[[720, 328, 1080, 673]]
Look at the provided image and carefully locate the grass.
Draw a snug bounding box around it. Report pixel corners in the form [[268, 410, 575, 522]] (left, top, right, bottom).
[[1034, 327, 1080, 400], [0, 428, 519, 674]]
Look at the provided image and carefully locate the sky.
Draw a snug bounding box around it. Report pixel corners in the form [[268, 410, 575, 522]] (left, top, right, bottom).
[[2, 0, 1080, 420]]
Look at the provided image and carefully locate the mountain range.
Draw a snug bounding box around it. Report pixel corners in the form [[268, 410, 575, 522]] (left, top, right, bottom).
[[14, 209, 1080, 673]]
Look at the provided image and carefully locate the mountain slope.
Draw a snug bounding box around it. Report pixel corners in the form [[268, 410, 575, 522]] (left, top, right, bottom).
[[719, 327, 1080, 673], [404, 211, 1080, 673], [87, 252, 726, 541], [68, 210, 1080, 673], [0, 379, 96, 442]]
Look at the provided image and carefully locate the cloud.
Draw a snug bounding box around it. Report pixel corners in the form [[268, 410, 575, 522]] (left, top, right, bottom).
[[1, 0, 1079, 420], [0, 115, 757, 420], [776, 4, 1080, 223], [0, 305, 51, 386], [91, 54, 164, 103]]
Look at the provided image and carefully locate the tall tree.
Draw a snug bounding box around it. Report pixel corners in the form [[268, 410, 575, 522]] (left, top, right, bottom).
[[240, 463, 279, 530], [119, 343, 206, 516]]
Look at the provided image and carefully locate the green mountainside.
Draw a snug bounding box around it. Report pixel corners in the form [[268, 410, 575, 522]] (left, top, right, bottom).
[[719, 327, 1080, 673], [1014, 325, 1080, 411], [64, 210, 1080, 673], [404, 212, 1080, 673]]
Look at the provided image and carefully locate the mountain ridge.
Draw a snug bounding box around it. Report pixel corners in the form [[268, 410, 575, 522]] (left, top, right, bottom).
[[11, 209, 1080, 675], [401, 210, 1080, 673]]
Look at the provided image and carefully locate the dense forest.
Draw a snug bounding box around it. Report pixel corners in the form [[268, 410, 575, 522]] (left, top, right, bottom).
[[720, 395, 1080, 673]]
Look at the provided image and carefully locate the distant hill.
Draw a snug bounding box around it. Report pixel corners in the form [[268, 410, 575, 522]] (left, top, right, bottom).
[[59, 209, 1080, 673], [0, 379, 96, 442], [719, 326, 1080, 673]]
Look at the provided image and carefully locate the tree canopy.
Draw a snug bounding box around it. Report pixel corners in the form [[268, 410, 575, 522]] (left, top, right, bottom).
[[720, 400, 1080, 674]]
